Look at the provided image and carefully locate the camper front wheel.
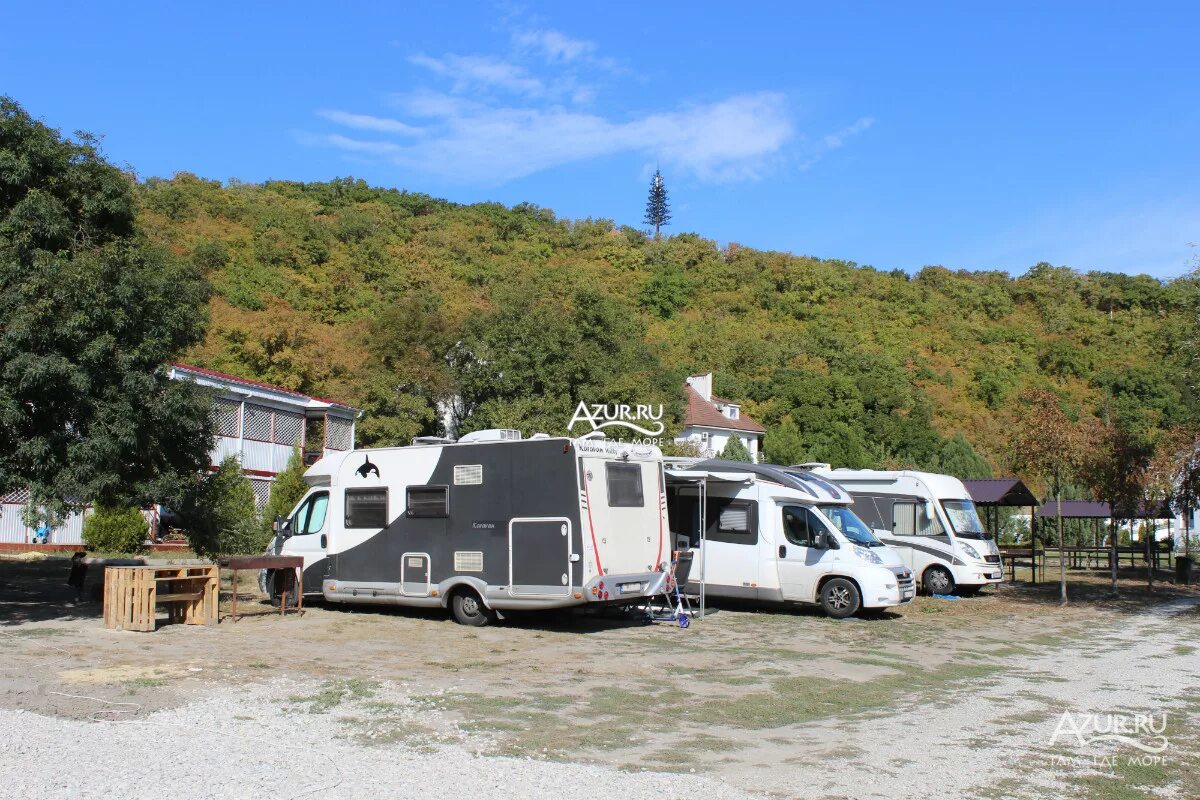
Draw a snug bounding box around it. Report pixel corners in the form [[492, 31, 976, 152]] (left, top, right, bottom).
[[923, 566, 955, 596], [451, 589, 496, 627], [820, 578, 861, 619]]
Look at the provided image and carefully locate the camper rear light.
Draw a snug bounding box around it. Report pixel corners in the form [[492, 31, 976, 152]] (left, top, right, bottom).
[[598, 581, 605, 591], [603, 591, 609, 600]]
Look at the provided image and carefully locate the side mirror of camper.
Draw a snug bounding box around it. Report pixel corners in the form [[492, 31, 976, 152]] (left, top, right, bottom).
[[272, 515, 283, 533], [814, 530, 829, 550]]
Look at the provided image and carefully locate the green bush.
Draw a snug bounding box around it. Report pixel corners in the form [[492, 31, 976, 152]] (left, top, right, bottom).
[[181, 456, 261, 558], [261, 447, 309, 541], [82, 505, 149, 554], [719, 436, 753, 462]]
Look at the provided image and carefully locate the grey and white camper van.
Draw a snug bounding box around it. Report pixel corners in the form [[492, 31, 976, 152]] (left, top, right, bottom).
[[665, 459, 915, 618], [804, 466, 1003, 596], [262, 431, 670, 625]]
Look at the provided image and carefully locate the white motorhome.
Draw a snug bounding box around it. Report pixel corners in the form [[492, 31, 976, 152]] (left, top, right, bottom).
[[261, 431, 669, 626], [665, 459, 915, 618], [803, 465, 1003, 595]]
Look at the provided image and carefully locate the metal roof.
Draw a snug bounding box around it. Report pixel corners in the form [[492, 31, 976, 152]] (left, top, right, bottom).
[[1034, 500, 1172, 519], [963, 478, 1041, 507]]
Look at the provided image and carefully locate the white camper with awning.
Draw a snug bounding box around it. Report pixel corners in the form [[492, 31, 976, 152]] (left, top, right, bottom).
[[665, 459, 914, 618]]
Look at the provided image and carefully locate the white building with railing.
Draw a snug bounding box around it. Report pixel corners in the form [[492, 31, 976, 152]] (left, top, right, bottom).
[[0, 363, 360, 546]]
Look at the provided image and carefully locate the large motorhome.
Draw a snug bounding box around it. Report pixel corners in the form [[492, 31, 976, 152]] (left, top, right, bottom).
[[262, 431, 670, 625], [665, 459, 915, 618], [803, 465, 1003, 596]]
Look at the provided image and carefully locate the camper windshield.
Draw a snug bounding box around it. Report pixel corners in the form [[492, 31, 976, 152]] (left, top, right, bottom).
[[818, 505, 884, 547], [941, 499, 989, 540]]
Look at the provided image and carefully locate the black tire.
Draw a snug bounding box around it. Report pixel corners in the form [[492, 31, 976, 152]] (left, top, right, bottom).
[[923, 566, 955, 596], [820, 578, 861, 619], [451, 589, 496, 627], [267, 570, 300, 608]]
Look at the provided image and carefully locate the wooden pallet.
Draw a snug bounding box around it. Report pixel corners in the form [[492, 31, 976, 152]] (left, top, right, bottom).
[[103, 565, 218, 631]]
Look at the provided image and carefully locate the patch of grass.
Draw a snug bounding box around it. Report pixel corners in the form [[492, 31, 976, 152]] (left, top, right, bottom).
[[1171, 644, 1195, 656], [3, 627, 69, 638], [289, 678, 378, 713], [123, 677, 167, 688]]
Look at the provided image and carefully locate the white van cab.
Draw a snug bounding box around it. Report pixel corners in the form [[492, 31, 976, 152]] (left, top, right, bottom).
[[803, 465, 1003, 596], [665, 460, 915, 618]]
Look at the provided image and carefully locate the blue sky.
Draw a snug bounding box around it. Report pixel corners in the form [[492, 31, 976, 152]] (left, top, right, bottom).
[[5, 2, 1198, 278]]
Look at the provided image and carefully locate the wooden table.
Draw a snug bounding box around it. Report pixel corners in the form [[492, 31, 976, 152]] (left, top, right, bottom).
[[218, 555, 304, 622], [103, 565, 218, 631]]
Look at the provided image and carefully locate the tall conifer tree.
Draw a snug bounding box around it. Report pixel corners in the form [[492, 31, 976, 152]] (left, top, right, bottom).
[[643, 168, 671, 240]]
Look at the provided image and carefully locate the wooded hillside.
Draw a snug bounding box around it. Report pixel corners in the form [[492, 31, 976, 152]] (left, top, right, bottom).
[[135, 174, 1199, 475]]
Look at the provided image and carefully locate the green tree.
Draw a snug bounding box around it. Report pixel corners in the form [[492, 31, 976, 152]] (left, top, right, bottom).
[[718, 435, 753, 462], [1009, 389, 1093, 605], [1084, 417, 1152, 595], [762, 419, 805, 465], [643, 168, 671, 240], [181, 456, 259, 558], [81, 504, 149, 554], [0, 97, 213, 522], [935, 434, 993, 479], [261, 447, 309, 539]]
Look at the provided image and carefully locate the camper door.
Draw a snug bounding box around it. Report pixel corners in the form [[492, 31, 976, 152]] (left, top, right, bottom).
[[581, 457, 661, 575]]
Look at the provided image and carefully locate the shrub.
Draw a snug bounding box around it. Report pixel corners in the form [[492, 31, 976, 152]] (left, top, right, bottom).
[[719, 436, 753, 462], [261, 447, 309, 540], [82, 505, 149, 554], [181, 456, 261, 558]]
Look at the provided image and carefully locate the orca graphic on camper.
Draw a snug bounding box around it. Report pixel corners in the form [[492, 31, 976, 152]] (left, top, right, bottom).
[[261, 430, 670, 625]]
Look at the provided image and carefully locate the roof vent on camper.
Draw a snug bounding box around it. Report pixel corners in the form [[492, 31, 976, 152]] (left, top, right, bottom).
[[793, 462, 832, 472], [458, 428, 523, 443], [412, 436, 455, 445]]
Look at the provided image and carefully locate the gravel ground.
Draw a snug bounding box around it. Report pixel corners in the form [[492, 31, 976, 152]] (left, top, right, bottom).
[[2, 557, 1198, 800], [749, 599, 1200, 799], [0, 678, 758, 800]]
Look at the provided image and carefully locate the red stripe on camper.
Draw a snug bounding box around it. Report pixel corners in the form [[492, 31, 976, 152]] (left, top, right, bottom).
[[581, 469, 604, 576]]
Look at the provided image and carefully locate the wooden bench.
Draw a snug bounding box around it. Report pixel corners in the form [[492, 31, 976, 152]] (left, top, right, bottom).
[[103, 565, 218, 631]]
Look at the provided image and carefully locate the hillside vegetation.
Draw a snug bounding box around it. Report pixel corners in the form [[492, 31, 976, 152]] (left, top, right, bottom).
[[135, 174, 1200, 475]]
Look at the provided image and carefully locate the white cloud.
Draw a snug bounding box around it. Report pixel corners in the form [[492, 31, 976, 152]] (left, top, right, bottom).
[[409, 53, 544, 96], [513, 29, 596, 63], [317, 90, 793, 183], [302, 30, 872, 185], [823, 116, 875, 150], [316, 109, 422, 136]]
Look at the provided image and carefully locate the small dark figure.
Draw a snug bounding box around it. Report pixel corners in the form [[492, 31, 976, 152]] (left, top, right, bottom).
[[67, 552, 88, 601], [356, 454, 380, 478]]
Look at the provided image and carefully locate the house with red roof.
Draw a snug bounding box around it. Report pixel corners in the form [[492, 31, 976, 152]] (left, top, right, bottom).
[[167, 364, 361, 509], [674, 372, 766, 463], [0, 364, 361, 547]]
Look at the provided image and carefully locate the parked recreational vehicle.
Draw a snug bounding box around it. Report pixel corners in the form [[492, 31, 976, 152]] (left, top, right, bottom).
[[665, 459, 914, 618], [803, 465, 1003, 596], [261, 431, 670, 625]]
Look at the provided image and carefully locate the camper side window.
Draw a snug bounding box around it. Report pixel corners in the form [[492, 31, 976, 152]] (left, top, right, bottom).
[[345, 489, 388, 528], [406, 486, 449, 518], [782, 506, 817, 547], [705, 498, 758, 545], [893, 502, 946, 537], [605, 463, 644, 507]]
